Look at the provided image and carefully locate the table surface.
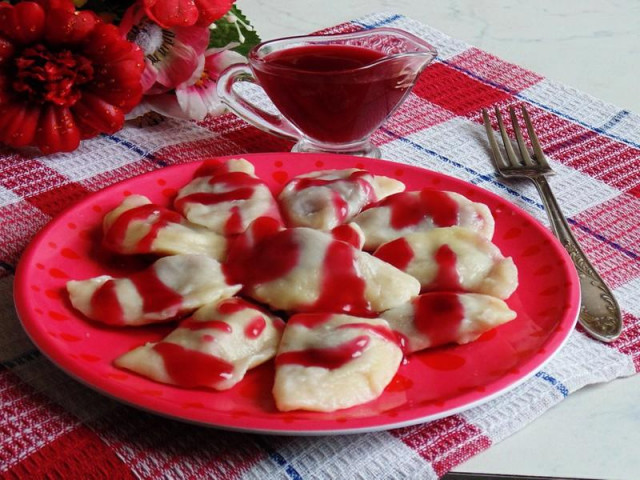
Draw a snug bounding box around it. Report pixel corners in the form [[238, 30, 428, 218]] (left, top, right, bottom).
[[237, 1, 640, 479]]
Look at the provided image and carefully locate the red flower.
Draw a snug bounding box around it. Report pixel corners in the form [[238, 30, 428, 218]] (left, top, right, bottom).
[[142, 0, 234, 28], [0, 1, 144, 154]]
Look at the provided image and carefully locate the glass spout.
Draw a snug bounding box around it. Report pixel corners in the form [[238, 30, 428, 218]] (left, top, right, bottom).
[[336, 27, 437, 67]]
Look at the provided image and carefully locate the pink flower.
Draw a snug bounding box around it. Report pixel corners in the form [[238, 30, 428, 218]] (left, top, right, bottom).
[[120, 1, 209, 94], [142, 0, 234, 28], [176, 46, 245, 119], [128, 45, 244, 121]]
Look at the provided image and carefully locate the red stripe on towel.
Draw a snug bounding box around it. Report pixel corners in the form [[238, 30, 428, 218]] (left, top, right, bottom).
[[391, 414, 491, 477], [413, 62, 513, 116], [90, 408, 266, 480], [0, 159, 90, 217], [610, 312, 640, 371], [448, 48, 545, 94], [10, 426, 136, 480]]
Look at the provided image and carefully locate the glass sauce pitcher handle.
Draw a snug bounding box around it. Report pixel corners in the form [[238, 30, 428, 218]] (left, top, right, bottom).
[[216, 64, 301, 142]]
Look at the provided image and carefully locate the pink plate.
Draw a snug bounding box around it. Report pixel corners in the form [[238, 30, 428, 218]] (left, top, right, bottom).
[[14, 153, 580, 435]]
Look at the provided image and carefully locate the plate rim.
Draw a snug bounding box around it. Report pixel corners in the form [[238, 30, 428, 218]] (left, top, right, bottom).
[[13, 152, 581, 435]]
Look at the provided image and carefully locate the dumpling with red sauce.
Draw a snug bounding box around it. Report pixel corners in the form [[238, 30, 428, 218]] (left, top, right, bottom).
[[103, 195, 226, 259], [273, 313, 403, 412], [278, 168, 405, 230], [381, 292, 517, 353], [373, 227, 518, 299], [115, 298, 284, 390], [352, 189, 495, 250], [66, 254, 241, 326], [174, 158, 283, 235], [223, 219, 420, 315]]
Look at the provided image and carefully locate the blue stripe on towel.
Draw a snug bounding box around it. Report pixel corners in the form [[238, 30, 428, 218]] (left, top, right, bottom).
[[257, 440, 304, 480], [535, 371, 569, 397], [353, 14, 403, 29], [102, 134, 169, 167]]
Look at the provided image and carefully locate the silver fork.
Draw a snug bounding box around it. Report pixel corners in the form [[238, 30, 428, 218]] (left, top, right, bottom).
[[482, 105, 622, 343]]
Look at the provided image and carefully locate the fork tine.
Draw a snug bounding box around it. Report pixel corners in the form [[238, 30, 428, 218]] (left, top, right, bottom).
[[509, 107, 535, 166], [494, 107, 520, 167], [521, 105, 551, 168], [481, 109, 508, 171]]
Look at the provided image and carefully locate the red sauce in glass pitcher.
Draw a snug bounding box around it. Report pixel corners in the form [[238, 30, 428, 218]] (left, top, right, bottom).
[[253, 44, 412, 144]]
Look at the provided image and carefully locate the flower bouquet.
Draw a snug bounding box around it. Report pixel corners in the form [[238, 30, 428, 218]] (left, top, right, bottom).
[[0, 0, 260, 154]]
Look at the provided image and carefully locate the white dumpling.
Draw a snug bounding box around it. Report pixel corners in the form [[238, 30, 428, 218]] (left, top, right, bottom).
[[174, 158, 283, 235], [224, 220, 420, 314], [273, 313, 403, 412], [381, 292, 517, 353], [353, 189, 495, 250], [115, 298, 285, 390], [66, 254, 241, 326], [278, 168, 405, 230], [374, 227, 518, 299], [102, 195, 226, 259]]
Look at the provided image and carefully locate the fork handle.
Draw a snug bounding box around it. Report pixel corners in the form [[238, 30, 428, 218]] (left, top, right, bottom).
[[530, 175, 622, 342]]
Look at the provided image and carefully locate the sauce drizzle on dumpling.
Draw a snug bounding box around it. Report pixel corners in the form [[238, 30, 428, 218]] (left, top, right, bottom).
[[152, 342, 234, 388], [104, 204, 183, 253], [412, 292, 466, 346], [91, 269, 183, 325], [373, 236, 414, 270], [225, 225, 374, 316], [174, 171, 265, 235], [375, 236, 463, 290], [379, 189, 459, 229], [276, 335, 370, 370]]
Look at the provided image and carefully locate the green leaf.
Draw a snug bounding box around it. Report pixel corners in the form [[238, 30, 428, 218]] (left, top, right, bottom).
[[208, 5, 261, 57]]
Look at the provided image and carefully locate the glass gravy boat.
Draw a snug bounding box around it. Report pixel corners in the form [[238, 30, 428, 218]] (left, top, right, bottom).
[[217, 28, 437, 158]]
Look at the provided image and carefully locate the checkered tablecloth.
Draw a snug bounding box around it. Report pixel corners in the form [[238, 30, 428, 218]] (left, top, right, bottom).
[[2, 13, 639, 479]]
